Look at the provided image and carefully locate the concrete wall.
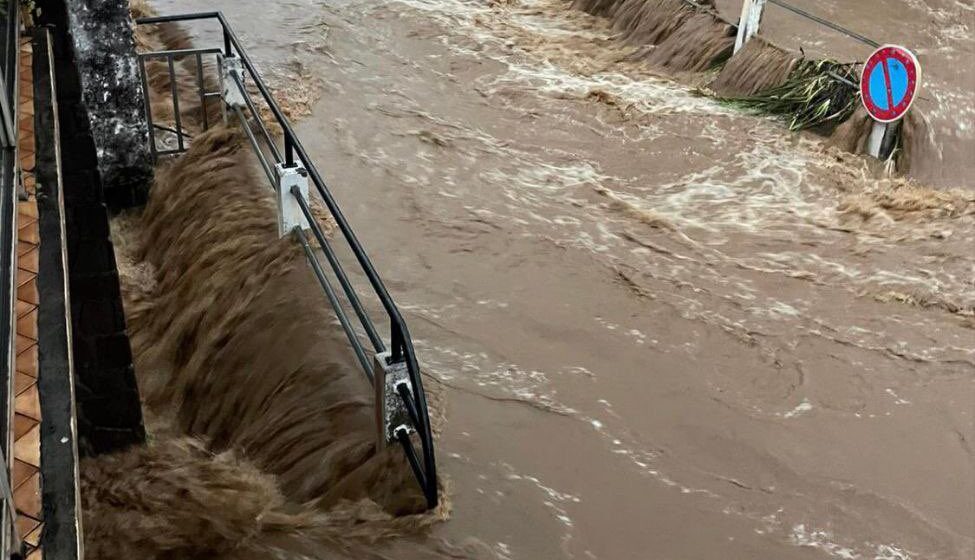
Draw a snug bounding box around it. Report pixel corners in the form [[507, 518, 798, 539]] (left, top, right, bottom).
[[35, 0, 147, 458]]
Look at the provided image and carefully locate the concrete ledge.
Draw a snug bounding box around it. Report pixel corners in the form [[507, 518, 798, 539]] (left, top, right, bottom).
[[37, 0, 152, 211], [33, 27, 82, 560], [34, 3, 147, 458]]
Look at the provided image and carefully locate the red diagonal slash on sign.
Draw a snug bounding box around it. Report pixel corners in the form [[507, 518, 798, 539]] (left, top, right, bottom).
[[880, 56, 895, 113]]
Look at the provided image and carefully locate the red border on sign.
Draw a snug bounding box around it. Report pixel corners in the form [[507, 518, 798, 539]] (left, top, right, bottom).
[[860, 45, 921, 123]]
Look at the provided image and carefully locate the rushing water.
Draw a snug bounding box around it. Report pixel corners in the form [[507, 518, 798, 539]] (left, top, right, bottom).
[[99, 0, 975, 558]]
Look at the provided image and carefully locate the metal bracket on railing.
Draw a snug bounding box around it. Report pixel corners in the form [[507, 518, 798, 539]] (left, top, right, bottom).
[[219, 56, 246, 113], [373, 351, 414, 449], [274, 164, 311, 237]]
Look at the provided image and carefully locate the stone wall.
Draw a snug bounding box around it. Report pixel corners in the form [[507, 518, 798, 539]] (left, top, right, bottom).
[[39, 0, 152, 210]]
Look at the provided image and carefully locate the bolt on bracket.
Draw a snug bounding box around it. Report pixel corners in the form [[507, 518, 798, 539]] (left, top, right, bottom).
[[275, 163, 311, 237], [373, 351, 414, 450]]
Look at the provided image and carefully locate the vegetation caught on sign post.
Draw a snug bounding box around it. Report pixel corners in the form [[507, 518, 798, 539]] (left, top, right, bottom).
[[721, 58, 861, 132]]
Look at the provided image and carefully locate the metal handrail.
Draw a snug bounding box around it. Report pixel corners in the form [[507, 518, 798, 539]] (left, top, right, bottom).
[[766, 0, 879, 49], [678, 0, 881, 50], [135, 12, 438, 508], [752, 0, 881, 90], [0, 0, 24, 555], [677, 0, 878, 91]]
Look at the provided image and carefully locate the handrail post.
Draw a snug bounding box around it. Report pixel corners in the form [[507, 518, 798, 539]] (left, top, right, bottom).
[[222, 28, 232, 58], [284, 134, 294, 168], [390, 324, 404, 363]]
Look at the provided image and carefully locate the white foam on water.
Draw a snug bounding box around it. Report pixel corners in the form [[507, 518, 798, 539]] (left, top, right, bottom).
[[482, 59, 735, 117], [790, 524, 920, 560], [395, 0, 739, 122], [790, 524, 860, 559], [781, 400, 814, 419], [500, 462, 580, 549], [884, 388, 911, 406]]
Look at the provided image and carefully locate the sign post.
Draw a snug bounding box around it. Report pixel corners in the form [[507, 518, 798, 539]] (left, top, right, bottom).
[[734, 0, 768, 53], [859, 44, 921, 159]]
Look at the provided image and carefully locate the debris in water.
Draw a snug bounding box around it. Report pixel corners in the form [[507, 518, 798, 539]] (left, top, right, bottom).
[[720, 58, 860, 132]]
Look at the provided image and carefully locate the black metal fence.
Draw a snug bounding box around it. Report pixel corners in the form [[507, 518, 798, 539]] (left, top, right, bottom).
[[137, 45, 223, 158], [135, 12, 439, 509]]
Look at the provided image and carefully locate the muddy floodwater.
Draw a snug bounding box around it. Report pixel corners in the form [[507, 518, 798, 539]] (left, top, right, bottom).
[[129, 0, 974, 558]]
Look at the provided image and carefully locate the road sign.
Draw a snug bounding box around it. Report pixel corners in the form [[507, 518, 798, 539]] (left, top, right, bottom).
[[860, 45, 921, 123]]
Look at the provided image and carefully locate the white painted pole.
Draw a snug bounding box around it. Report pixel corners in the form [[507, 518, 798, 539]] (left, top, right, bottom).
[[866, 121, 890, 159], [734, 0, 768, 53]]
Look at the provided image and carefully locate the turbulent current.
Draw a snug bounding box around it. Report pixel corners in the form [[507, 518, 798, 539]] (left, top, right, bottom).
[[88, 0, 975, 558]]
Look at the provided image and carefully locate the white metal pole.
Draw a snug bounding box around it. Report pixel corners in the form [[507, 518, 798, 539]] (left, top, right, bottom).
[[866, 121, 890, 159], [734, 0, 768, 53]]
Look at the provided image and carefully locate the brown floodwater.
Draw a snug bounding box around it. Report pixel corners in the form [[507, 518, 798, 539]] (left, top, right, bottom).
[[710, 0, 975, 190], [104, 0, 974, 558]]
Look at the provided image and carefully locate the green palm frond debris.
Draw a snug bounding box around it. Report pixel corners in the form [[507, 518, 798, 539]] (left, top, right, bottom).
[[723, 58, 860, 132]]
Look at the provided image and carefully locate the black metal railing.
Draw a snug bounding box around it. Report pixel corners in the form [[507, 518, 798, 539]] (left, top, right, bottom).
[[0, 0, 24, 556], [137, 46, 223, 158], [135, 12, 438, 509]]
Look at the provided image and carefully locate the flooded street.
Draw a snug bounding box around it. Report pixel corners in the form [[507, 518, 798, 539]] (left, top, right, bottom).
[[145, 0, 973, 558], [709, 0, 975, 189]]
